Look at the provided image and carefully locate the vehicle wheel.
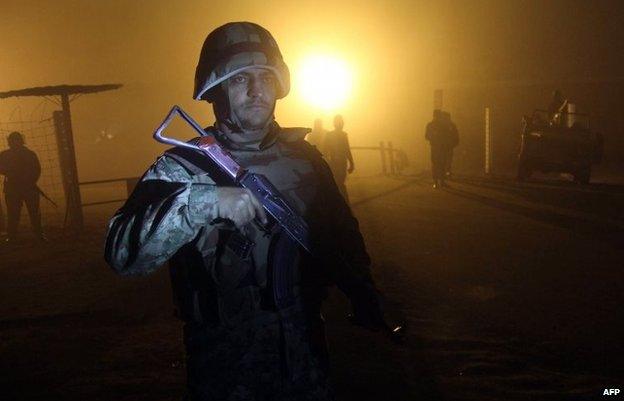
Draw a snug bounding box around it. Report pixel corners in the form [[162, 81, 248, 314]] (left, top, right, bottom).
[[517, 161, 531, 181], [574, 167, 591, 184]]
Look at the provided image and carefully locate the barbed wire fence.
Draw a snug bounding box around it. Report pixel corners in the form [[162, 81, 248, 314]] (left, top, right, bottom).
[[0, 100, 66, 233]]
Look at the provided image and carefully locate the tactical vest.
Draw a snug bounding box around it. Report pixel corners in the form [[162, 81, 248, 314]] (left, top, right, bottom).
[[166, 131, 328, 328]]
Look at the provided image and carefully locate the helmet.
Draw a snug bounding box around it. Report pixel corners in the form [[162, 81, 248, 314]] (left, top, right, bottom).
[[194, 22, 290, 102]]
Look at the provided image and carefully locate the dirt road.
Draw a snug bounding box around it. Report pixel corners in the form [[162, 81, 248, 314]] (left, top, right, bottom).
[[1, 174, 622, 400]]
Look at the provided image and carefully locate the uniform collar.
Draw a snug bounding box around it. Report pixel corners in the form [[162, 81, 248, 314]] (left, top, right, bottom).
[[208, 122, 310, 150]]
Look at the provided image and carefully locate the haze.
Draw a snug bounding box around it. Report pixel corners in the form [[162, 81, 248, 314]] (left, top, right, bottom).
[[1, 0, 623, 180]]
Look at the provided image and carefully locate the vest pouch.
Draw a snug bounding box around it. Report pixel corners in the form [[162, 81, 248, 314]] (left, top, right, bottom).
[[217, 285, 262, 326], [211, 229, 255, 292]]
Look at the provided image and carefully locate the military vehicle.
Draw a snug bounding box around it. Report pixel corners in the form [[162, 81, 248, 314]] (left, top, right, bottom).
[[517, 109, 603, 184]]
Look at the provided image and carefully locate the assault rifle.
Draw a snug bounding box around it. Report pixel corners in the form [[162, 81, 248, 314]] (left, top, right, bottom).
[[153, 105, 406, 341], [152, 105, 311, 254]]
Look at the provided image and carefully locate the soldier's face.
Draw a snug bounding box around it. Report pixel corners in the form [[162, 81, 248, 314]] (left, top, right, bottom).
[[226, 68, 277, 130]]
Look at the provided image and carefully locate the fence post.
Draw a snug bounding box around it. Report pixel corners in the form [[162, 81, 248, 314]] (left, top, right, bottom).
[[53, 106, 84, 230], [485, 107, 491, 175], [379, 141, 387, 175], [566, 103, 576, 128]]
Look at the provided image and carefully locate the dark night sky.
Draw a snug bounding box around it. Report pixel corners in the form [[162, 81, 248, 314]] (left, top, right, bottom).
[[420, 0, 624, 84], [3, 1, 622, 91]]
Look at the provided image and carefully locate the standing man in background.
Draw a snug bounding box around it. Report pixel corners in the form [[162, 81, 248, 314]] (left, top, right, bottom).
[[323, 114, 354, 203], [0, 132, 44, 242], [306, 118, 327, 153], [425, 110, 457, 189]]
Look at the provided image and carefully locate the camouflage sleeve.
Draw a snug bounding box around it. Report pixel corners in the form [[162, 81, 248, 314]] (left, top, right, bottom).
[[313, 150, 373, 284], [104, 155, 218, 276], [327, 177, 373, 284], [315, 155, 382, 322]]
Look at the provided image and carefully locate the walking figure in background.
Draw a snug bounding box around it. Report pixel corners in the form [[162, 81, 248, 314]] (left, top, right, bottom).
[[0, 132, 44, 242], [426, 110, 457, 189], [323, 114, 354, 203], [306, 118, 327, 153], [441, 111, 459, 178]]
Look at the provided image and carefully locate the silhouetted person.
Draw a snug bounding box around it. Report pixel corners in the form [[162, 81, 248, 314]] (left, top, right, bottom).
[[306, 118, 327, 153], [441, 111, 459, 177], [0, 195, 5, 235], [0, 132, 43, 242], [425, 110, 456, 188], [323, 114, 354, 202], [548, 89, 568, 126]]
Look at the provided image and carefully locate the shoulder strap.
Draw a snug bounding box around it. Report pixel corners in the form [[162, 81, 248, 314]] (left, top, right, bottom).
[[289, 138, 334, 182], [165, 146, 207, 176], [165, 144, 233, 185]]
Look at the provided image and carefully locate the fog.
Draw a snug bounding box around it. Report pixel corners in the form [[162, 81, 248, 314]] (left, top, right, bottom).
[[1, 0, 623, 180], [2, 3, 624, 399]]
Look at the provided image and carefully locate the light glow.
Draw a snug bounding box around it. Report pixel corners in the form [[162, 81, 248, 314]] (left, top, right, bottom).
[[296, 54, 353, 111]]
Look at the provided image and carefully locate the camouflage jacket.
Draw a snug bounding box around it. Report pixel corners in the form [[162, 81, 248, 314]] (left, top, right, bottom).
[[104, 123, 373, 327]]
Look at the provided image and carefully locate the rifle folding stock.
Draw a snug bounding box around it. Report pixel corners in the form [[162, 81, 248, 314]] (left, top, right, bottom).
[[153, 105, 312, 254]]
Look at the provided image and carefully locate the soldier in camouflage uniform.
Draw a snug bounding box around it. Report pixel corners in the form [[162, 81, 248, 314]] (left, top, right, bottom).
[[105, 22, 384, 401]]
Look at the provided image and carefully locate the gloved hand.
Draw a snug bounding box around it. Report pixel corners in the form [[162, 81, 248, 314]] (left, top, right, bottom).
[[216, 187, 267, 229]]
